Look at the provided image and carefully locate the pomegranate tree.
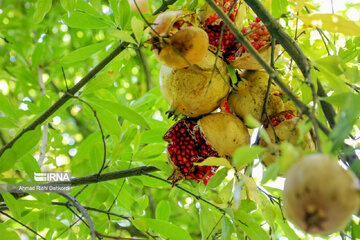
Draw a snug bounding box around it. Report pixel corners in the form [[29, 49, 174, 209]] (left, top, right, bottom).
[[150, 11, 209, 68], [284, 154, 360, 235], [160, 50, 230, 117], [164, 112, 250, 185]]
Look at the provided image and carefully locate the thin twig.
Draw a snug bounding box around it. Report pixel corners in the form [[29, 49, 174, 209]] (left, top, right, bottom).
[[38, 66, 49, 166], [55, 191, 97, 240], [0, 210, 47, 240], [96, 232, 146, 240]]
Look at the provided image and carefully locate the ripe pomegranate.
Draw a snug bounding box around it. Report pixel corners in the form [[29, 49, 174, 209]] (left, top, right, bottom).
[[283, 154, 360, 235], [164, 112, 250, 185], [259, 111, 316, 166], [160, 50, 230, 118], [153, 26, 209, 69], [129, 0, 149, 14], [227, 70, 284, 123], [150, 11, 208, 68]]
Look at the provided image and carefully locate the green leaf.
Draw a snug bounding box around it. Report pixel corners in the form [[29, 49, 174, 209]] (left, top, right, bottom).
[[34, 0, 52, 23], [200, 203, 221, 240], [155, 200, 171, 221], [221, 216, 234, 240], [135, 144, 165, 159], [2, 193, 21, 219], [61, 41, 110, 64], [118, 0, 131, 28], [12, 127, 42, 160], [239, 200, 257, 213], [261, 162, 279, 184], [85, 97, 150, 129], [330, 93, 360, 151], [272, 0, 288, 18], [0, 94, 20, 119], [0, 221, 21, 239], [0, 149, 17, 173], [83, 69, 118, 94], [233, 209, 269, 240], [140, 127, 168, 143], [0, 117, 18, 128], [62, 12, 112, 29], [206, 167, 228, 189], [131, 16, 144, 44], [60, 0, 76, 12], [111, 30, 137, 44], [143, 218, 193, 240], [300, 13, 360, 37], [21, 154, 41, 181], [232, 146, 266, 167]]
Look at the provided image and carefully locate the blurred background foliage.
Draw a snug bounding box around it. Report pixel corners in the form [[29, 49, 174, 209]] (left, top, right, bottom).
[[0, 0, 359, 239]]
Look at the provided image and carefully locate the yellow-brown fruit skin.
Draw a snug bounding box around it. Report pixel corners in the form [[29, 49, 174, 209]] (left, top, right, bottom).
[[160, 51, 230, 117], [198, 112, 250, 156], [283, 154, 360, 235], [129, 0, 149, 14], [259, 116, 315, 166], [154, 27, 209, 69], [229, 44, 280, 70], [228, 70, 284, 123]]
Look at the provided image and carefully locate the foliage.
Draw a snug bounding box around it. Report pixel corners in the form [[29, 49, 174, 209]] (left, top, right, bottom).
[[0, 0, 359, 239]]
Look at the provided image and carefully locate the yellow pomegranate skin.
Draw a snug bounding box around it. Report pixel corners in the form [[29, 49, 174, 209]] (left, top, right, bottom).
[[198, 112, 250, 156], [160, 51, 230, 117], [283, 154, 360, 235]]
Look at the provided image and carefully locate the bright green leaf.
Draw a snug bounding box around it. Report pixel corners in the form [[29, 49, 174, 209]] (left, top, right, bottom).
[[34, 0, 52, 23], [60, 0, 76, 12], [0, 117, 18, 128], [143, 218, 193, 240], [111, 30, 137, 44], [195, 157, 232, 168], [61, 41, 110, 64], [2, 193, 21, 219], [131, 16, 144, 44], [232, 145, 266, 167], [155, 200, 171, 221], [62, 12, 112, 29], [206, 167, 228, 189]]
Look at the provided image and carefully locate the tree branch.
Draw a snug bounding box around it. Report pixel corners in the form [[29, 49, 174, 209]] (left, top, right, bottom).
[[0, 166, 159, 202], [55, 191, 96, 240]]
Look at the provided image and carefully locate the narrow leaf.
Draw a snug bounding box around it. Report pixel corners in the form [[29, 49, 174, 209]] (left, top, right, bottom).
[[155, 200, 171, 221], [232, 146, 266, 167], [2, 193, 21, 219], [62, 11, 112, 29], [61, 41, 110, 64], [143, 218, 193, 240], [131, 16, 144, 44], [34, 0, 52, 23]]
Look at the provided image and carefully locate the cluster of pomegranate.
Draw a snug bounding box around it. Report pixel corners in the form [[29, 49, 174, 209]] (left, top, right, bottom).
[[147, 3, 304, 185], [146, 3, 360, 237]]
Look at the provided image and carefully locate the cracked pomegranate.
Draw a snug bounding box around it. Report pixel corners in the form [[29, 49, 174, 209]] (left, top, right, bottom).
[[284, 154, 360, 235], [150, 11, 208, 68], [164, 112, 250, 185], [228, 70, 284, 123], [160, 50, 230, 117], [259, 111, 316, 166]]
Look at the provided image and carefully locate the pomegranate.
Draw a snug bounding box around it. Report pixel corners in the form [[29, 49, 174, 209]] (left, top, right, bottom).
[[150, 11, 208, 68], [283, 154, 360, 235], [164, 112, 250, 185], [259, 111, 316, 166], [153, 26, 209, 69], [160, 50, 230, 118], [129, 0, 149, 14], [227, 70, 284, 123]]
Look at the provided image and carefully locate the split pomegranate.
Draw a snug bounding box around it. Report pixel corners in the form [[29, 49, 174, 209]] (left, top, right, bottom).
[[160, 50, 230, 118], [150, 11, 208, 68], [228, 70, 284, 123], [164, 112, 250, 184], [284, 154, 360, 234], [259, 111, 316, 166]]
